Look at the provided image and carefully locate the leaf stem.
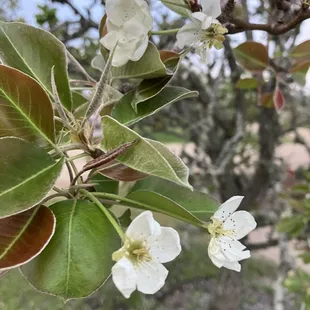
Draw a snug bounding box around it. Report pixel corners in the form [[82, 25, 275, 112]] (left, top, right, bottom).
[[67, 152, 90, 162], [40, 193, 69, 205], [151, 28, 180, 35], [80, 189, 125, 241], [48, 143, 87, 155]]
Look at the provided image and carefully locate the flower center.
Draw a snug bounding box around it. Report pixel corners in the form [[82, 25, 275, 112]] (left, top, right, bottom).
[[112, 238, 152, 264], [200, 23, 227, 49], [207, 217, 235, 239]]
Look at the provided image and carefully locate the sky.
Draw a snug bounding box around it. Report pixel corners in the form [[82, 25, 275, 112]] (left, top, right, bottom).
[[14, 0, 310, 90]]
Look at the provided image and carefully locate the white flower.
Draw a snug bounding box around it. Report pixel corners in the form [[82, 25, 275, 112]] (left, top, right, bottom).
[[111, 211, 181, 298], [176, 0, 227, 63], [207, 196, 257, 272], [100, 0, 152, 67]]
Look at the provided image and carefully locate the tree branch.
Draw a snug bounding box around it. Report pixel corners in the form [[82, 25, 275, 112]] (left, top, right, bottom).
[[227, 7, 310, 35]]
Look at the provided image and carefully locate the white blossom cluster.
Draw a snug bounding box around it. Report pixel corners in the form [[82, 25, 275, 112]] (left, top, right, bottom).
[[101, 0, 227, 66], [111, 197, 256, 298]]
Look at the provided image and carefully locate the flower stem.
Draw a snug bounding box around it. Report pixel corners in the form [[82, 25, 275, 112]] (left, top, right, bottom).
[[161, 0, 189, 9], [80, 189, 125, 241], [151, 28, 180, 35]]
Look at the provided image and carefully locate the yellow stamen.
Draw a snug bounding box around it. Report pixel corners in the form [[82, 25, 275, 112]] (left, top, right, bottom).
[[112, 238, 152, 264], [207, 217, 236, 239]]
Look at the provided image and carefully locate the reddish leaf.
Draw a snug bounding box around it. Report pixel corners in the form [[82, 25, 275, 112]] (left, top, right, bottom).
[[233, 41, 269, 72], [160, 50, 179, 62], [159, 50, 180, 72], [0, 206, 55, 270], [273, 87, 285, 111], [290, 60, 310, 73], [291, 41, 310, 61], [99, 160, 148, 181], [99, 15, 107, 39]]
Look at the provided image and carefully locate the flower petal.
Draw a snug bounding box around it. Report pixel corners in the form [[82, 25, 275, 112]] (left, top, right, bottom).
[[126, 211, 161, 241], [112, 257, 137, 298], [130, 35, 149, 61], [136, 261, 168, 294], [197, 45, 210, 63], [106, 0, 139, 27], [224, 211, 257, 240], [124, 10, 152, 37], [191, 12, 214, 29], [148, 227, 182, 263], [201, 0, 221, 18], [176, 23, 201, 49], [100, 31, 118, 50], [208, 238, 225, 268], [213, 196, 244, 221], [222, 260, 241, 272], [218, 238, 250, 261]]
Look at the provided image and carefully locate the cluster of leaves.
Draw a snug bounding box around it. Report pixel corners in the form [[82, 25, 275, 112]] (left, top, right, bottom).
[[233, 40, 310, 111], [0, 17, 219, 301]]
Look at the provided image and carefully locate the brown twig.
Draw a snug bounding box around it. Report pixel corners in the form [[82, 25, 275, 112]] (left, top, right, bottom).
[[227, 8, 310, 35]]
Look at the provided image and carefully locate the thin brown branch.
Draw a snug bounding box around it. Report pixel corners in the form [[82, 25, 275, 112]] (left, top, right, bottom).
[[227, 7, 310, 35]]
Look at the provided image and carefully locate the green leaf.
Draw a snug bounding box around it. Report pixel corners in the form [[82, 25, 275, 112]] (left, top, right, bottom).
[[299, 252, 310, 264], [0, 137, 63, 218], [131, 76, 171, 111], [233, 41, 269, 72], [71, 91, 88, 110], [161, 0, 190, 17], [236, 78, 258, 89], [91, 174, 119, 195], [118, 209, 132, 228], [0, 65, 55, 146], [0, 206, 55, 270], [21, 199, 120, 301], [277, 215, 306, 237], [0, 22, 72, 110], [129, 51, 181, 111], [112, 86, 198, 126], [102, 42, 169, 80], [102, 116, 192, 189], [125, 192, 204, 226], [130, 176, 218, 221]]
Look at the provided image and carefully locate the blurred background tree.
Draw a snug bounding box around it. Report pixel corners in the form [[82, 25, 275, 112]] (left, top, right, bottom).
[[1, 0, 310, 309]]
